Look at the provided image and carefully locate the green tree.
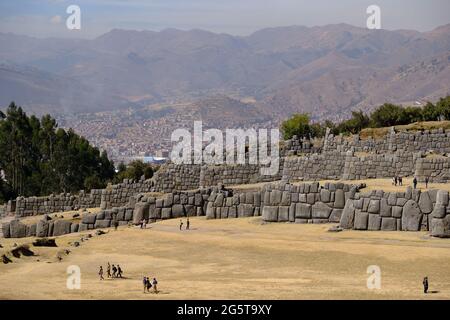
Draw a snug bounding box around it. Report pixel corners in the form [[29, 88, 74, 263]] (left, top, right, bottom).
[[0, 102, 115, 201], [337, 110, 370, 134], [281, 113, 312, 140], [437, 96, 450, 120], [370, 103, 404, 127], [421, 102, 440, 121], [399, 106, 423, 125]]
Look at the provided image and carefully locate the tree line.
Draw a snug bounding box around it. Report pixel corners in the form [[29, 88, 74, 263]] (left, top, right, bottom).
[[0, 102, 156, 204], [281, 96, 450, 140]]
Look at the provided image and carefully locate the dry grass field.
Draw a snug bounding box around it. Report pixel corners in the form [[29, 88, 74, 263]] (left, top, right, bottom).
[[1, 215, 450, 300]]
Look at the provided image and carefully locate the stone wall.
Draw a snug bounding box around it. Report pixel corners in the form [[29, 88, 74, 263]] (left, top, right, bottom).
[[414, 157, 450, 183], [281, 152, 347, 181], [322, 128, 450, 154], [13, 190, 102, 217], [100, 179, 154, 209], [151, 163, 201, 192], [3, 182, 450, 238], [7, 178, 154, 217], [339, 187, 450, 237], [260, 181, 356, 224], [342, 151, 416, 180]]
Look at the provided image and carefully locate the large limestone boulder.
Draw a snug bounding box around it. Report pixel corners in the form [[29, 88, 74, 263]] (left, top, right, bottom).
[[95, 220, 111, 229], [368, 214, 381, 231], [171, 204, 185, 218], [270, 190, 282, 205], [9, 220, 27, 238], [333, 189, 345, 208], [78, 223, 89, 232], [132, 202, 150, 224], [36, 220, 49, 237], [52, 220, 72, 236], [81, 213, 97, 225], [430, 216, 450, 238], [161, 207, 172, 219], [27, 224, 37, 237], [320, 189, 331, 203], [340, 200, 355, 229], [312, 202, 332, 219], [237, 204, 254, 217], [295, 203, 311, 219], [401, 200, 423, 231], [354, 211, 368, 230], [278, 207, 289, 222], [381, 217, 396, 231], [418, 192, 433, 214], [329, 209, 343, 223], [367, 199, 380, 214], [379, 198, 391, 217], [205, 202, 215, 219], [436, 190, 449, 206], [71, 223, 79, 233], [262, 206, 278, 222], [2, 223, 11, 238]]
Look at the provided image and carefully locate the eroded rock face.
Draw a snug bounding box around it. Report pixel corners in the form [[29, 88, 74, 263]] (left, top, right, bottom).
[[311, 202, 332, 219], [132, 202, 150, 224], [340, 200, 355, 229], [262, 206, 278, 222], [402, 200, 423, 231], [52, 220, 72, 236], [2, 223, 11, 238], [418, 192, 433, 214], [354, 211, 368, 230], [9, 220, 27, 238], [431, 215, 450, 238], [81, 213, 97, 225]]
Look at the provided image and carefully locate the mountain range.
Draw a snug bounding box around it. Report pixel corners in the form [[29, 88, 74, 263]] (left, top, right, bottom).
[[1, 23, 449, 122]]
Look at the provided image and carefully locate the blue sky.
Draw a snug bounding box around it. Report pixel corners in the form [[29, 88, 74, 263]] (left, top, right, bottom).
[[0, 0, 449, 38]]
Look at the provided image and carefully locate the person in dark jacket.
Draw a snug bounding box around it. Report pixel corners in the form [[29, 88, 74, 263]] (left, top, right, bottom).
[[423, 276, 429, 294]]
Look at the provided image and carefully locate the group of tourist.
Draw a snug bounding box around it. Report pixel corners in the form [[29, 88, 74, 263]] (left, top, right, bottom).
[[392, 176, 404, 186], [139, 219, 147, 229], [179, 217, 190, 230], [392, 176, 429, 189], [98, 262, 123, 280], [143, 276, 158, 293]]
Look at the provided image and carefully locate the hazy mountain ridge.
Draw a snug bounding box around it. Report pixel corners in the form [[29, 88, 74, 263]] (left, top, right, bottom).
[[0, 23, 449, 120]]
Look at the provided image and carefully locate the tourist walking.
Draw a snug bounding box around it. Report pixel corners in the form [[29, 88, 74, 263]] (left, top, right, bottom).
[[112, 264, 117, 278], [143, 219, 147, 229], [152, 277, 158, 293], [413, 177, 418, 189], [423, 276, 429, 294], [399, 176, 403, 186], [186, 217, 190, 230], [107, 262, 111, 278], [113, 220, 119, 231], [143, 276, 148, 293], [393, 176, 397, 186], [146, 276, 152, 292], [99, 266, 104, 280], [117, 265, 123, 278], [425, 177, 429, 189], [179, 219, 183, 230]]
